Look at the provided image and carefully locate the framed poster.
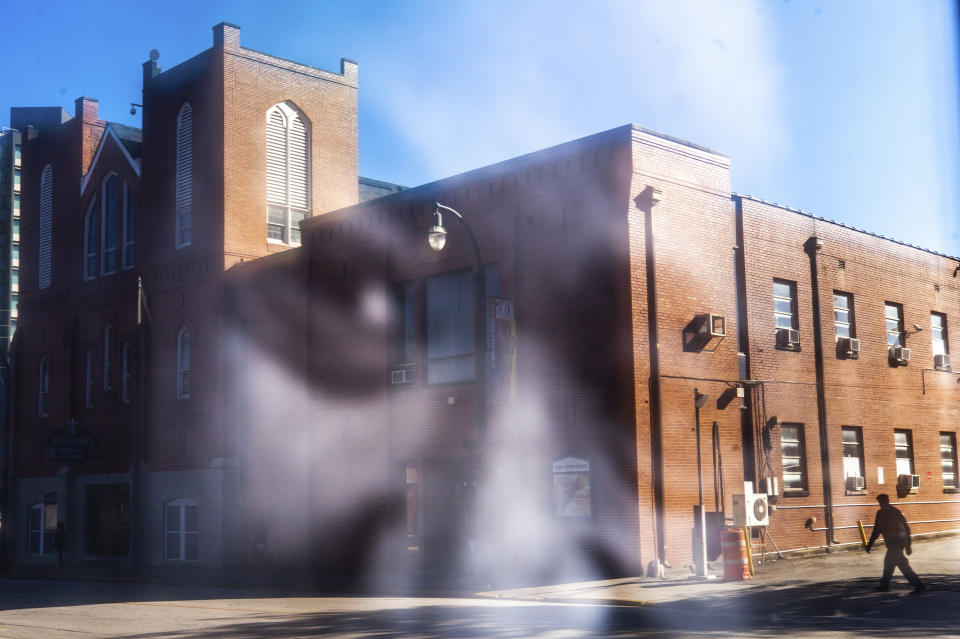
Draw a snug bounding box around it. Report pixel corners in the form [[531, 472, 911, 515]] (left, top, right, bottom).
[[553, 457, 592, 518]]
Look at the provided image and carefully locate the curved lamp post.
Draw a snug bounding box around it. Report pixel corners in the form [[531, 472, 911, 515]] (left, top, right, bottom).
[[428, 203, 487, 447]]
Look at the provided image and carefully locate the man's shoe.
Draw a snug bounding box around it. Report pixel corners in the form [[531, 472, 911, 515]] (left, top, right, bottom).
[[911, 584, 926, 594], [874, 584, 890, 592]]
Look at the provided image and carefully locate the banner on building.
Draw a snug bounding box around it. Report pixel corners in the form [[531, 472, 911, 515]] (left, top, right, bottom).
[[552, 457, 592, 518], [487, 297, 516, 404]]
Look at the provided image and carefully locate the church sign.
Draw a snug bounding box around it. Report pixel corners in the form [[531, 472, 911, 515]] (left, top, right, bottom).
[[43, 418, 98, 464]]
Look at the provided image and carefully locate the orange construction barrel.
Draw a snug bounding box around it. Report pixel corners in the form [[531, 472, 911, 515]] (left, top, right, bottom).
[[721, 526, 752, 581]]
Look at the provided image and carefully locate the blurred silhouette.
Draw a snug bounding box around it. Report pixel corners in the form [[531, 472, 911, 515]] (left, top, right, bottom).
[[865, 494, 924, 593], [53, 522, 66, 567]]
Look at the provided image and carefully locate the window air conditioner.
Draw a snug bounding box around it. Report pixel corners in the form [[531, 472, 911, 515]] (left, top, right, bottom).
[[934, 353, 951, 370], [390, 365, 416, 385], [732, 493, 769, 527], [897, 473, 920, 492], [890, 346, 911, 365], [839, 337, 860, 357], [687, 313, 726, 352], [845, 476, 865, 491], [776, 328, 800, 348]]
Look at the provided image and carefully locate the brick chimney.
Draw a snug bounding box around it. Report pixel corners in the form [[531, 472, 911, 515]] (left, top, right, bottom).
[[213, 22, 240, 51], [74, 97, 99, 124], [74, 96, 104, 174]]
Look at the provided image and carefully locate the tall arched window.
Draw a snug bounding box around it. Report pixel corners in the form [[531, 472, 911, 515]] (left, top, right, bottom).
[[177, 327, 191, 399], [101, 173, 119, 274], [175, 104, 193, 248], [266, 102, 310, 245], [38, 164, 53, 289], [83, 197, 98, 280], [38, 355, 49, 417], [123, 182, 135, 269]]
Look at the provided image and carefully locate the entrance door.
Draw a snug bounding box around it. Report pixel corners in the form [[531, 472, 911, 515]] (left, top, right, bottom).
[[84, 484, 130, 557], [419, 459, 478, 573]]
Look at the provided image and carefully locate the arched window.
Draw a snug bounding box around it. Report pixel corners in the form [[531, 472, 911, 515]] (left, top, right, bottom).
[[164, 499, 199, 561], [121, 342, 132, 404], [38, 355, 49, 417], [103, 325, 112, 390], [266, 102, 310, 245], [38, 164, 53, 289], [175, 104, 192, 248], [177, 327, 191, 399], [122, 182, 135, 269], [101, 174, 118, 274], [83, 197, 98, 280], [28, 501, 57, 556]]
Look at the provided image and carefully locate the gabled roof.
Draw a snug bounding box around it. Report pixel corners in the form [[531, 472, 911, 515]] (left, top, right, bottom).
[[80, 123, 142, 196]]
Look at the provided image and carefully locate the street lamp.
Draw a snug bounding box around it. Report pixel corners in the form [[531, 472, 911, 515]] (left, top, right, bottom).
[[427, 202, 487, 447], [694, 388, 709, 578]]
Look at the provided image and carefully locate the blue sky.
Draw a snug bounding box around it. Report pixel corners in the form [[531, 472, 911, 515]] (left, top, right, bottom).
[[3, 0, 958, 255]]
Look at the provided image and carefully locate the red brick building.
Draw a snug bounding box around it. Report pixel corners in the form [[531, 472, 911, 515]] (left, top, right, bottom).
[[7, 23, 959, 582]]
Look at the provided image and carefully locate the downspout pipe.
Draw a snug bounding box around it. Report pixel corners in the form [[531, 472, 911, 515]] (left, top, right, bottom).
[[638, 186, 666, 567], [732, 197, 757, 489], [804, 236, 835, 549]]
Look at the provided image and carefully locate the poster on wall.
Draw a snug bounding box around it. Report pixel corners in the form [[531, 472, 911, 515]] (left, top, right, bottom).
[[553, 457, 592, 518], [487, 297, 517, 404]]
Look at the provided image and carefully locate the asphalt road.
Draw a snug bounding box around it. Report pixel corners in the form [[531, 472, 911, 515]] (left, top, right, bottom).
[[0, 536, 957, 637]]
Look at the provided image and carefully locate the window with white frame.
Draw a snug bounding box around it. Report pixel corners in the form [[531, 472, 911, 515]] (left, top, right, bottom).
[[773, 279, 797, 329], [164, 499, 199, 561], [266, 102, 310, 245], [780, 424, 807, 492], [931, 312, 948, 356], [121, 342, 131, 404], [103, 325, 112, 390], [841, 426, 865, 481], [940, 432, 958, 489], [28, 502, 57, 556], [894, 429, 914, 477], [123, 182, 135, 269], [101, 174, 118, 274], [426, 270, 474, 383], [83, 197, 98, 280], [38, 356, 49, 417], [177, 327, 191, 399], [175, 103, 193, 248], [833, 292, 854, 339], [885, 302, 903, 346], [38, 164, 52, 289], [85, 350, 94, 408]]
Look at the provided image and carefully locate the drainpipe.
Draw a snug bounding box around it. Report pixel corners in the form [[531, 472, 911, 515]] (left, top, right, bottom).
[[804, 236, 835, 549], [732, 197, 757, 490], [638, 186, 666, 568]]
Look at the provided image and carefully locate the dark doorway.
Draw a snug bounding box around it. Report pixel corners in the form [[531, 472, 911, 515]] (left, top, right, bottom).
[[84, 484, 130, 557], [420, 459, 478, 573]]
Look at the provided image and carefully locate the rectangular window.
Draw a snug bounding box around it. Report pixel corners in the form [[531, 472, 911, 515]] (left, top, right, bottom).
[[14, 145, 21, 166], [780, 424, 807, 492], [885, 302, 903, 346], [121, 343, 131, 404], [123, 184, 135, 269], [841, 426, 865, 482], [931, 312, 948, 356], [13, 169, 20, 190], [11, 243, 19, 267], [427, 270, 474, 384], [894, 429, 914, 477], [941, 432, 958, 489], [12, 218, 19, 241], [833, 292, 854, 338], [11, 268, 18, 290], [13, 194, 20, 214], [394, 281, 416, 365], [85, 350, 94, 408], [773, 279, 798, 330]]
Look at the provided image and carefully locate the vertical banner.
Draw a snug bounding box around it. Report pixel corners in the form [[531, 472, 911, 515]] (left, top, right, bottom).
[[487, 298, 516, 405]]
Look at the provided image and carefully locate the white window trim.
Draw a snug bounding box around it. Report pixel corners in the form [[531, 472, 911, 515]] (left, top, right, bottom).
[[100, 172, 119, 276], [885, 302, 903, 347], [266, 102, 311, 246], [941, 432, 958, 489], [894, 429, 914, 477], [122, 181, 134, 270], [175, 103, 193, 249], [177, 327, 191, 399], [83, 197, 98, 281], [773, 279, 796, 330], [164, 498, 199, 561], [833, 292, 853, 340], [932, 312, 948, 357], [28, 503, 49, 556]]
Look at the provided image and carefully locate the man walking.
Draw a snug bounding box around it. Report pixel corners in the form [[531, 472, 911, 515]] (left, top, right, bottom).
[[865, 494, 925, 593]]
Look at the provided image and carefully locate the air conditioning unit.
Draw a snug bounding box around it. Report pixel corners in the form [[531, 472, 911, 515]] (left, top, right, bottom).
[[839, 337, 860, 357], [897, 473, 920, 492], [845, 475, 865, 491], [732, 493, 769, 527], [390, 365, 416, 385], [890, 346, 911, 365], [776, 328, 800, 349], [935, 353, 951, 370], [687, 313, 726, 351]]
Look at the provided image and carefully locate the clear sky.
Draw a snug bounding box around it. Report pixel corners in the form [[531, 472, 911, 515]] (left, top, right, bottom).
[[3, 0, 958, 256]]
